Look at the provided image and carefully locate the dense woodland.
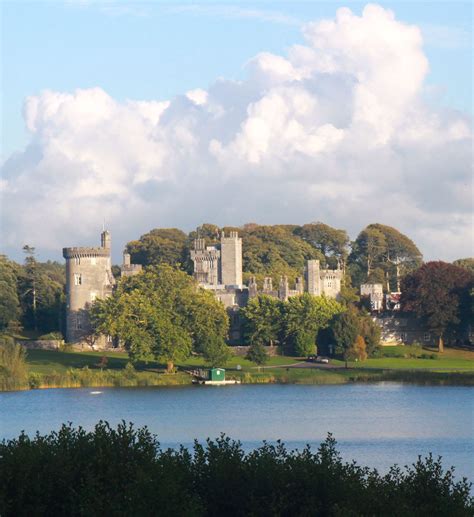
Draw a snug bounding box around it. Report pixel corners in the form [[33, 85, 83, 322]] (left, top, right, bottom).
[[0, 223, 472, 361]]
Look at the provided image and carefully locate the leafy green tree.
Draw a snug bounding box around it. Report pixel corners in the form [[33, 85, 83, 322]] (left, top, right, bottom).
[[126, 228, 188, 268], [241, 295, 283, 346], [453, 258, 474, 274], [401, 261, 473, 352], [371, 223, 422, 291], [20, 245, 39, 331], [0, 256, 21, 330], [359, 313, 381, 356], [349, 224, 422, 291], [16, 256, 65, 335], [91, 265, 229, 371], [245, 342, 268, 366], [294, 222, 349, 269], [201, 336, 232, 367], [332, 307, 360, 360], [349, 227, 387, 284], [283, 294, 344, 355], [293, 330, 316, 357]]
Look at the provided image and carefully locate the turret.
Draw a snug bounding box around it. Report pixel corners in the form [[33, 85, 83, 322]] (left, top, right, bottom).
[[101, 230, 111, 249]]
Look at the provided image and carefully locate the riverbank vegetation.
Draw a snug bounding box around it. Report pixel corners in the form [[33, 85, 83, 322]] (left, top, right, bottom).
[[1, 344, 473, 391], [1, 422, 472, 516]]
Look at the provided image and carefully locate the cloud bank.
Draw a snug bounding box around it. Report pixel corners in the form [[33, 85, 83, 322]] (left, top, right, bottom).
[[1, 4, 472, 261]]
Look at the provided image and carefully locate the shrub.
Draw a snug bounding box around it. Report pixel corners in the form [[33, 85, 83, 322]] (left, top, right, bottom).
[[0, 423, 472, 516], [38, 332, 64, 340]]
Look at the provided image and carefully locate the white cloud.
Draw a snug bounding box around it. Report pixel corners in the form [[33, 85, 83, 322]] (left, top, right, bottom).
[[1, 4, 472, 261]]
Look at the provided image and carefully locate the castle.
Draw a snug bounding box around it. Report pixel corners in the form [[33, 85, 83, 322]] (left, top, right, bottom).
[[62, 230, 141, 344], [190, 231, 343, 307], [63, 229, 342, 345]]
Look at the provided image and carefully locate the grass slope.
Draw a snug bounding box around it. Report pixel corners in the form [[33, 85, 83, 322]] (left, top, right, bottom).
[[12, 345, 473, 391]]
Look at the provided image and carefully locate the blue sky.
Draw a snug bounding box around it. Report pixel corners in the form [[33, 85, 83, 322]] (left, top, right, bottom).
[[2, 1, 472, 158]]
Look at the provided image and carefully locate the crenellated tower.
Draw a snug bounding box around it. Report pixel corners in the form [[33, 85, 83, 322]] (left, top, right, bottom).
[[62, 230, 115, 343]]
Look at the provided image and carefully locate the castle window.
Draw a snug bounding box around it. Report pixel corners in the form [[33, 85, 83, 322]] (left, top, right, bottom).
[[90, 292, 97, 302], [75, 318, 82, 330], [74, 257, 80, 265], [74, 273, 82, 286], [424, 332, 431, 342]]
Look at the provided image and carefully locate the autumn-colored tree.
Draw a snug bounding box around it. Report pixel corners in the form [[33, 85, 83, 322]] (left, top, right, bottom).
[[348, 335, 368, 361], [401, 261, 473, 352]]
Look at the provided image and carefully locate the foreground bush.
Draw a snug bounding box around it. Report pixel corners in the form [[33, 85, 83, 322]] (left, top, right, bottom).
[[0, 422, 472, 516]]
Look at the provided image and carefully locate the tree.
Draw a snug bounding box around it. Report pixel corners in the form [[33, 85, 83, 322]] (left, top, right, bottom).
[[370, 224, 422, 291], [359, 313, 381, 357], [295, 222, 350, 270], [453, 258, 474, 275], [245, 342, 268, 366], [349, 225, 422, 291], [347, 335, 368, 361], [401, 262, 473, 352], [241, 295, 283, 346], [283, 294, 344, 355], [293, 331, 316, 357], [21, 245, 38, 331], [0, 256, 21, 330], [126, 228, 188, 269], [91, 265, 229, 371], [201, 336, 232, 367], [331, 307, 360, 362]]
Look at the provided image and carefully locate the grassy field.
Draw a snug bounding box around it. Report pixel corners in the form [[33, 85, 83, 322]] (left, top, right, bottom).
[[7, 344, 470, 391]]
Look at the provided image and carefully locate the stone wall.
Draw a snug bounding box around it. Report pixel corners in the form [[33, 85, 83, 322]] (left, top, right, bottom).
[[231, 345, 279, 357], [18, 340, 64, 350]]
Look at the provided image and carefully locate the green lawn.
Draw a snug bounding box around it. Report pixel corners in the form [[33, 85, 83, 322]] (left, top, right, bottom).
[[26, 349, 130, 374], [25, 346, 474, 376], [338, 346, 474, 371]]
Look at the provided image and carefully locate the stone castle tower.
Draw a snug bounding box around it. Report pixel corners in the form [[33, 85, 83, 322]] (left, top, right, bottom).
[[220, 231, 242, 287], [62, 230, 115, 342], [190, 231, 242, 288]]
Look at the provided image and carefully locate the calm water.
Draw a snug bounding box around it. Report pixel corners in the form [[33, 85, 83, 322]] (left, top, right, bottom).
[[1, 383, 473, 480]]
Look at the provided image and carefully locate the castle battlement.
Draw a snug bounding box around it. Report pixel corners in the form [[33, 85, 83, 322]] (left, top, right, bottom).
[[62, 247, 110, 259]]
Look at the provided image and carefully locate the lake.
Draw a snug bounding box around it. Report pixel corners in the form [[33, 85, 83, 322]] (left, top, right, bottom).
[[1, 383, 473, 481]]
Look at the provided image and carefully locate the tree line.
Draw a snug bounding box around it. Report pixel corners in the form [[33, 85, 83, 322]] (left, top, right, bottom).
[[125, 222, 427, 293], [1, 421, 472, 516], [0, 223, 472, 357], [0, 248, 65, 337], [242, 294, 381, 364]]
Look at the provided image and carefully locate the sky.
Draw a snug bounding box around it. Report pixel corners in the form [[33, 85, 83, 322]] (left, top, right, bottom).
[[0, 1, 472, 263]]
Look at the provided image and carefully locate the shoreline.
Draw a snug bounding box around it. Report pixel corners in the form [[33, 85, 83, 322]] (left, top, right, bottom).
[[2, 367, 474, 392]]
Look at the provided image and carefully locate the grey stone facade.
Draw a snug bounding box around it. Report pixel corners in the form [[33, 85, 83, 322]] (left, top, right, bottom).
[[191, 231, 343, 343], [63, 231, 142, 346], [63, 231, 115, 344], [191, 231, 343, 309]]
